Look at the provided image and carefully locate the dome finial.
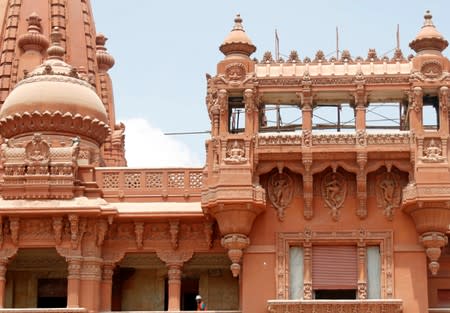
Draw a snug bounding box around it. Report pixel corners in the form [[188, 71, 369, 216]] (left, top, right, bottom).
[[96, 33, 115, 72], [233, 14, 244, 31], [423, 10, 433, 27], [409, 10, 448, 53], [17, 13, 49, 52], [219, 14, 256, 58], [47, 27, 65, 60]]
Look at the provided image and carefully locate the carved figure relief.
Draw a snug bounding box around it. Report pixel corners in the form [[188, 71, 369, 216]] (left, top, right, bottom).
[[376, 172, 401, 220], [25, 133, 50, 174], [224, 140, 247, 164], [321, 172, 346, 220], [421, 61, 443, 79], [225, 63, 246, 82], [268, 172, 294, 221], [421, 138, 445, 162]]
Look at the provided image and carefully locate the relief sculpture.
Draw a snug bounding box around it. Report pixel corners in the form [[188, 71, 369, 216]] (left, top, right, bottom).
[[268, 172, 294, 221], [376, 172, 401, 220], [321, 172, 346, 220]]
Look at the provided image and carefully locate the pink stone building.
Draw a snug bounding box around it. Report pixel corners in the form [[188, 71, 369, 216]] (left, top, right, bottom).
[[0, 1, 447, 313]]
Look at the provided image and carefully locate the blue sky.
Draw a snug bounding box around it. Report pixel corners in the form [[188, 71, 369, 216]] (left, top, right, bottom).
[[90, 1, 450, 167]]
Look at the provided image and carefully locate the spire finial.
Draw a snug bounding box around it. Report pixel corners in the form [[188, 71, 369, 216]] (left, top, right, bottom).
[[219, 14, 256, 58], [17, 13, 49, 52], [423, 10, 434, 27], [233, 14, 244, 31], [47, 27, 65, 60], [96, 33, 115, 72]]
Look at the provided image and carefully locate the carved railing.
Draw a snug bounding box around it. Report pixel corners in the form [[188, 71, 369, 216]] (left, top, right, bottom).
[[95, 168, 204, 200], [267, 299, 403, 313]]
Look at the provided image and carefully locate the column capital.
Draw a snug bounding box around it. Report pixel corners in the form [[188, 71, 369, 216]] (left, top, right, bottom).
[[156, 249, 193, 267]]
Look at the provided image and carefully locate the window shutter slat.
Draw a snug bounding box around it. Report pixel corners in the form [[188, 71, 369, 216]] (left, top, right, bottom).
[[312, 245, 357, 290]]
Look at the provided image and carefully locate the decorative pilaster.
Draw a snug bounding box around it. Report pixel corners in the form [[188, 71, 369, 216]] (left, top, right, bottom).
[[302, 152, 313, 220], [353, 79, 367, 131], [157, 250, 193, 311], [357, 238, 367, 299], [303, 241, 312, 300]]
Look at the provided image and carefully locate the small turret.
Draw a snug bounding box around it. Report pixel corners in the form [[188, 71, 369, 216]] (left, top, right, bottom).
[[409, 10, 448, 54], [219, 14, 256, 58]]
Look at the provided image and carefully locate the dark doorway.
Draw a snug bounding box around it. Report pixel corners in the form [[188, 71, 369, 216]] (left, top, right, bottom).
[[314, 289, 356, 299], [37, 278, 67, 308], [181, 278, 199, 310]]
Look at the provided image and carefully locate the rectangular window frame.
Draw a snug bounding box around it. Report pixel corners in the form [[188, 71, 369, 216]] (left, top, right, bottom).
[[276, 230, 393, 300]]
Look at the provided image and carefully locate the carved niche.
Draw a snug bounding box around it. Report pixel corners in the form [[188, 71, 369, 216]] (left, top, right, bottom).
[[321, 171, 347, 221], [24, 133, 50, 175], [375, 172, 401, 220], [268, 171, 294, 221]]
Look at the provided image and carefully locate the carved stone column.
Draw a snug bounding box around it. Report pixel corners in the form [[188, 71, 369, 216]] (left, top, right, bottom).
[[100, 262, 115, 311], [157, 250, 193, 311], [354, 84, 367, 131], [0, 258, 8, 308], [410, 86, 423, 131], [67, 256, 82, 308], [79, 257, 103, 313], [439, 86, 449, 133]]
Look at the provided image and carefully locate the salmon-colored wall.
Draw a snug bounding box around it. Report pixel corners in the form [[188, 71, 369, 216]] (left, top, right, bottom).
[[240, 170, 428, 313], [241, 253, 276, 313]]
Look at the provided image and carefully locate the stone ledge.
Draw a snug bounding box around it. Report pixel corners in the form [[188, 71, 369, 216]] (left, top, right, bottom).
[[0, 309, 87, 313], [267, 299, 403, 313]]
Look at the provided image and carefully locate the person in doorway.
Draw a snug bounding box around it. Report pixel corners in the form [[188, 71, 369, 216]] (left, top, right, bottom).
[[196, 295, 207, 311]]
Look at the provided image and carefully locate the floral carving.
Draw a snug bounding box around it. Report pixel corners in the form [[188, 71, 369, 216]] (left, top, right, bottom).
[[288, 50, 300, 63], [268, 172, 294, 221], [321, 172, 347, 220]]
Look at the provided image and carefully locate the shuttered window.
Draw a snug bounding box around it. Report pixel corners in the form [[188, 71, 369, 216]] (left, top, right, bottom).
[[312, 245, 357, 290]]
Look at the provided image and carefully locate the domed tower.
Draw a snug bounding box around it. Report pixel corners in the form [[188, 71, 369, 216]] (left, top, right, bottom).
[[0, 0, 125, 166], [0, 27, 109, 199], [402, 11, 450, 276], [202, 15, 265, 277]]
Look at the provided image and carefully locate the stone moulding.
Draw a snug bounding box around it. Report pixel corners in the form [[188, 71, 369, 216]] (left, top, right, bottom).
[[257, 132, 410, 147], [276, 230, 394, 300], [267, 299, 403, 313], [0, 111, 109, 145]]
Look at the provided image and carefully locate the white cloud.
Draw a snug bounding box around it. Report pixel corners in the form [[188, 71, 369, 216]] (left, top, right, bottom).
[[122, 118, 202, 168]]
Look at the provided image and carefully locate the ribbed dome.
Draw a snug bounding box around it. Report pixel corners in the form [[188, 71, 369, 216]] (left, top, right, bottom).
[[410, 10, 448, 53], [0, 28, 109, 144], [219, 14, 256, 57]]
